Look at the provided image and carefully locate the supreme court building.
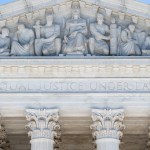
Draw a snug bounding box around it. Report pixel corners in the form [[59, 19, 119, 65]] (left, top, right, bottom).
[[0, 0, 150, 150]]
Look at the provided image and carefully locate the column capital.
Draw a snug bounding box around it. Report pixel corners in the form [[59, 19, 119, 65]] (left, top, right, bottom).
[[91, 109, 125, 140], [26, 109, 61, 140]]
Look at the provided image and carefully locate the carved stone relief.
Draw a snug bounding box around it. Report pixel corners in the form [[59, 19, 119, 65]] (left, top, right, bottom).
[[117, 24, 142, 56], [0, 28, 11, 56], [62, 1, 88, 55], [34, 15, 61, 56], [89, 13, 110, 56], [0, 1, 150, 57], [11, 24, 35, 56]]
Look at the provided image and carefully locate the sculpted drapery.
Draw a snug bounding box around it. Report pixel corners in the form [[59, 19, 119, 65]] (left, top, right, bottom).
[[89, 13, 110, 56], [11, 24, 35, 56], [117, 24, 141, 56], [34, 15, 61, 56]]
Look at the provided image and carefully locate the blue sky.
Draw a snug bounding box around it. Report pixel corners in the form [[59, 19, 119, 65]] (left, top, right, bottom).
[[0, 0, 149, 4], [0, 0, 15, 4], [138, 0, 150, 4]]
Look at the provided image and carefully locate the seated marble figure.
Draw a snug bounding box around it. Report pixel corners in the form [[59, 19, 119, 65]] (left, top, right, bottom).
[[11, 24, 35, 56], [0, 28, 11, 56], [142, 36, 150, 55], [62, 2, 88, 55], [34, 15, 61, 56], [89, 13, 110, 56], [117, 24, 141, 56]]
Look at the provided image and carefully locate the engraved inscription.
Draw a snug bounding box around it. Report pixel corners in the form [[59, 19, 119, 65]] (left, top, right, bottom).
[[0, 79, 150, 93]]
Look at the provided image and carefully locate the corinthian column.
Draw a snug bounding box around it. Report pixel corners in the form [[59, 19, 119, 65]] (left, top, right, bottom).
[[26, 109, 61, 150], [91, 109, 125, 150]]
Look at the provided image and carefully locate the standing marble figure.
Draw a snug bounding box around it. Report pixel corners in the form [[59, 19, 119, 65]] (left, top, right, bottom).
[[33, 20, 42, 39], [89, 13, 110, 56], [35, 15, 61, 56], [110, 18, 117, 55], [11, 24, 35, 56], [62, 2, 88, 55]]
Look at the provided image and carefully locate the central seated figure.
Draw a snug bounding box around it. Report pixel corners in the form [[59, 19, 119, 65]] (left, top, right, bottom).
[[62, 2, 88, 55]]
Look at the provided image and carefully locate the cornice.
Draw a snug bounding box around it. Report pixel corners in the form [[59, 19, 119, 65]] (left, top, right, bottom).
[[0, 0, 150, 23]]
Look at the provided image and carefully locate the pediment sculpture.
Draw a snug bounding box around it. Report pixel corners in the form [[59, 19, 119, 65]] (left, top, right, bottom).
[[0, 1, 150, 57]]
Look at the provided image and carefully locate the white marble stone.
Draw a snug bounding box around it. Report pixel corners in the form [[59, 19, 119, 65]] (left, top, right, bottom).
[[0, 0, 150, 150], [0, 0, 150, 56], [91, 109, 125, 150]]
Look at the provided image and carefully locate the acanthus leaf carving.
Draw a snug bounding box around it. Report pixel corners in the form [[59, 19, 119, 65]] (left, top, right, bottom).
[[91, 109, 125, 140], [26, 109, 61, 140]]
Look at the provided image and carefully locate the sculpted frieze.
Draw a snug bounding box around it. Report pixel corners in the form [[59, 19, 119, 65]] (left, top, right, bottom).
[[0, 1, 150, 57]]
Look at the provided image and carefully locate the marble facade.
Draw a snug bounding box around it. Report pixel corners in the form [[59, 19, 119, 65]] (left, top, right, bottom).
[[0, 0, 150, 56], [0, 0, 150, 150]]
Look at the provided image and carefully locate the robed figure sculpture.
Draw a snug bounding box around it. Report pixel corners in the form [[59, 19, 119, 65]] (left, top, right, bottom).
[[62, 2, 88, 55]]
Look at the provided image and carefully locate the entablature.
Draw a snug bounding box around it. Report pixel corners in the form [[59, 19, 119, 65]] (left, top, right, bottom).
[[0, 57, 149, 78], [0, 0, 150, 21]]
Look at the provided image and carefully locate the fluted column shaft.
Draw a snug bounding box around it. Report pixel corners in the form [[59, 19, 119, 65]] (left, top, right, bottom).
[[91, 109, 125, 150], [96, 138, 120, 150], [31, 138, 54, 150], [26, 109, 60, 150]]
